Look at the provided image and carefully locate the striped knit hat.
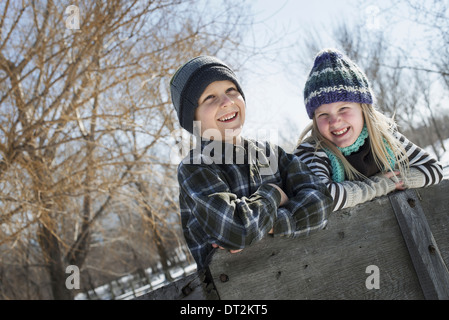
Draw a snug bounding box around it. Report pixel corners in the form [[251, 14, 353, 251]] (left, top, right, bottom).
[[303, 48, 374, 119]]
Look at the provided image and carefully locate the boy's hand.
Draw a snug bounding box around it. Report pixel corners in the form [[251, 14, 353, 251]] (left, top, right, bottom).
[[212, 243, 243, 254], [268, 183, 289, 206]]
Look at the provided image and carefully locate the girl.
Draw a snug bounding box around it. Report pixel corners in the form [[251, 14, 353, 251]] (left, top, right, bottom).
[[295, 48, 443, 211]]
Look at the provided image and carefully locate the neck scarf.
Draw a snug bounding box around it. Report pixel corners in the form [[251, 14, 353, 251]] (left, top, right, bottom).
[[323, 125, 396, 182]]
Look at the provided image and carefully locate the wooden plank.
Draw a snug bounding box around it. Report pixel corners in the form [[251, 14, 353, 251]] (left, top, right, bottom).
[[137, 180, 448, 300], [208, 194, 424, 300], [389, 186, 449, 300], [416, 179, 449, 269]]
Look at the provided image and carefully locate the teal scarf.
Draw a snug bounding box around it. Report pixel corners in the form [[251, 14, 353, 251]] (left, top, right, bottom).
[[323, 125, 396, 182]]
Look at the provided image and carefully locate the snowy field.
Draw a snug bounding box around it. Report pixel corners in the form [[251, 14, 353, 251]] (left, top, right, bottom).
[[75, 263, 197, 300], [424, 138, 449, 178]]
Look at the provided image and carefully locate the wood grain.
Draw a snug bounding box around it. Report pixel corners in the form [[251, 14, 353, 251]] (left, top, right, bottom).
[[208, 180, 449, 300], [138, 180, 449, 300]]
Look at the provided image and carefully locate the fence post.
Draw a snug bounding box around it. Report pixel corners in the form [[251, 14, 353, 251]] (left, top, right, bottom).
[[389, 189, 449, 300]]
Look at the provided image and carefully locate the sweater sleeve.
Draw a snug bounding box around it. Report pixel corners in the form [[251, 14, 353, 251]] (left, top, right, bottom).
[[295, 132, 444, 212], [394, 131, 443, 188], [295, 142, 397, 211]]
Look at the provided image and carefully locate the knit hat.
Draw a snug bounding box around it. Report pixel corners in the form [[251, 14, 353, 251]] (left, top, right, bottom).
[[170, 56, 245, 133], [303, 48, 374, 119]]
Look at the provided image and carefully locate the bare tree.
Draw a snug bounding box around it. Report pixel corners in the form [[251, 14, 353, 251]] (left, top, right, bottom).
[[290, 10, 449, 148], [0, 0, 252, 299]]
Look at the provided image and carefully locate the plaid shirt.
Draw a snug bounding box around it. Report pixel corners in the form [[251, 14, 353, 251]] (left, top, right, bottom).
[[178, 137, 333, 270]]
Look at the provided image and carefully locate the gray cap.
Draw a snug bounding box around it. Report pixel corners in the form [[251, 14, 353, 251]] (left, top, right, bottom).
[[170, 56, 245, 133]]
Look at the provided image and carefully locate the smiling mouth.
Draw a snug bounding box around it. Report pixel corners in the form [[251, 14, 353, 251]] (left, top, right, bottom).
[[218, 112, 238, 122], [332, 127, 349, 136]]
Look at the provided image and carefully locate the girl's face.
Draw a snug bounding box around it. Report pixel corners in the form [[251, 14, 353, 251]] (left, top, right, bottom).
[[195, 80, 245, 144], [315, 102, 364, 148]]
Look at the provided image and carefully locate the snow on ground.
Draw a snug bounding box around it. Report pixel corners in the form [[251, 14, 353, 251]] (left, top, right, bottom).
[[424, 138, 449, 178], [74, 262, 197, 300]]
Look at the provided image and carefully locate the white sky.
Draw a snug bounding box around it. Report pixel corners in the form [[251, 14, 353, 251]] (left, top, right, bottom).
[[238, 0, 423, 150], [240, 0, 363, 149]]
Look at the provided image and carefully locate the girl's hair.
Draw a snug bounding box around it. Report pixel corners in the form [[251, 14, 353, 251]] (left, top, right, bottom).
[[297, 103, 409, 181]]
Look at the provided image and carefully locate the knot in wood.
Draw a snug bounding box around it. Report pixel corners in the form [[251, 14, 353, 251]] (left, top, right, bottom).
[[276, 271, 282, 280], [219, 273, 229, 283], [181, 284, 193, 296]]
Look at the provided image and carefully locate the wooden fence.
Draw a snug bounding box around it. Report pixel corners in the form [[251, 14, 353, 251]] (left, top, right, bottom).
[[137, 179, 449, 300]]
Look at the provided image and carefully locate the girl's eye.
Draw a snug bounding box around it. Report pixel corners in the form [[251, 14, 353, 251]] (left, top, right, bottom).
[[317, 113, 327, 118], [226, 87, 238, 94]]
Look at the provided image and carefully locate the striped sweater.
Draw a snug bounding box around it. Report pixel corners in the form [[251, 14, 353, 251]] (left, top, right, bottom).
[[295, 131, 443, 211]]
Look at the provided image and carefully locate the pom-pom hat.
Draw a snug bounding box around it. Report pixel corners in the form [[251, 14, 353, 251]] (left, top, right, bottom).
[[303, 48, 374, 119]]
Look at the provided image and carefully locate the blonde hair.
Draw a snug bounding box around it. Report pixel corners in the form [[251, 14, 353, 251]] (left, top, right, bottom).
[[297, 103, 409, 181]]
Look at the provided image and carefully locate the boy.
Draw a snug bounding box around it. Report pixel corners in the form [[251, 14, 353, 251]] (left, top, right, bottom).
[[295, 48, 443, 211], [170, 56, 333, 270]]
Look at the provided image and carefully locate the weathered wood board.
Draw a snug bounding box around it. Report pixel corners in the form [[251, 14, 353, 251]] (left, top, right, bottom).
[[208, 180, 449, 300], [138, 180, 449, 300], [389, 188, 449, 299], [417, 182, 449, 268]]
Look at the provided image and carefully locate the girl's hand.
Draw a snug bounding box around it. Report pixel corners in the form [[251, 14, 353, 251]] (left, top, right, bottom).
[[383, 171, 405, 190], [212, 243, 243, 254]]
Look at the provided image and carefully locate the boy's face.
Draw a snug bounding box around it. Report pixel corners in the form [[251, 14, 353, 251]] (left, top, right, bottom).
[[194, 80, 245, 143], [314, 101, 364, 148]]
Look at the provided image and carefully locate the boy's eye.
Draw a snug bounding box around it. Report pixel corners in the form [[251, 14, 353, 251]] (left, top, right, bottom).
[[200, 86, 238, 104], [202, 95, 215, 103]]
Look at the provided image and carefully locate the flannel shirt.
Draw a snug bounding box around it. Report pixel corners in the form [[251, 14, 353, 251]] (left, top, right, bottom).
[[178, 137, 333, 270]]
